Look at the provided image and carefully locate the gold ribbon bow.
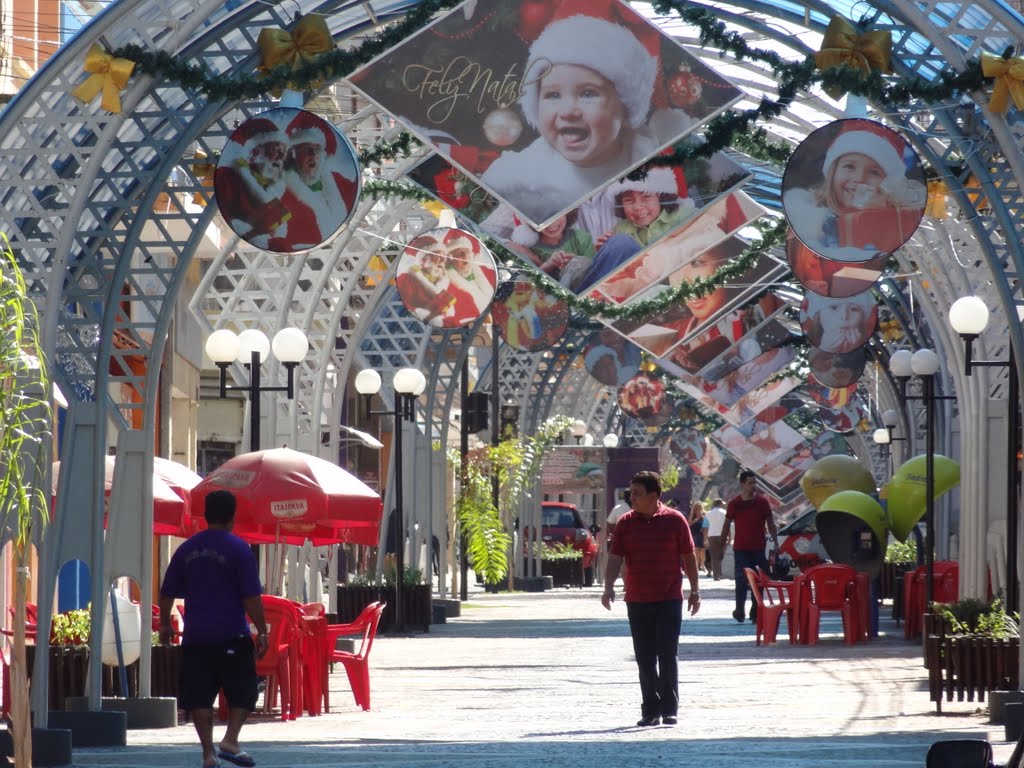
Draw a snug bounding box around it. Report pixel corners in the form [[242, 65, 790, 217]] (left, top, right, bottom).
[[258, 14, 334, 93], [925, 179, 949, 220], [982, 51, 1024, 114], [71, 44, 135, 113], [814, 16, 892, 100]]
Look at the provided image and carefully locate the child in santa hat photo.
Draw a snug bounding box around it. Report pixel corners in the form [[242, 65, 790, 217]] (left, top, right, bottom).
[[597, 167, 696, 249], [782, 118, 926, 262], [480, 0, 694, 227], [215, 116, 292, 250]]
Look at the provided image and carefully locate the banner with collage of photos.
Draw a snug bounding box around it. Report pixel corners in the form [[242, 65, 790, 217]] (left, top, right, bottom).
[[351, 0, 744, 229]]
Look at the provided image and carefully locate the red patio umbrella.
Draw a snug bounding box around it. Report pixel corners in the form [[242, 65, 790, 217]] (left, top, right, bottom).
[[189, 448, 382, 546], [52, 455, 201, 536]]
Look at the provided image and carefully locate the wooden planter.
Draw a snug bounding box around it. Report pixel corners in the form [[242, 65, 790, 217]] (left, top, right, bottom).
[[19, 645, 184, 710], [335, 584, 432, 633], [542, 558, 583, 589], [925, 621, 1019, 713]]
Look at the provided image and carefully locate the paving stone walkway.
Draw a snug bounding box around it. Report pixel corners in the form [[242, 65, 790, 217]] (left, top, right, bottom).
[[68, 578, 1011, 767]]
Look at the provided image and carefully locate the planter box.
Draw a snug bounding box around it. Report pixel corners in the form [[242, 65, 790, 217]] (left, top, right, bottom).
[[925, 630, 1019, 713], [542, 558, 583, 589], [335, 584, 432, 633]]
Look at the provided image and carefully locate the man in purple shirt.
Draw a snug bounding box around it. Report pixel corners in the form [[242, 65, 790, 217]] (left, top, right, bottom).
[[159, 490, 268, 768]]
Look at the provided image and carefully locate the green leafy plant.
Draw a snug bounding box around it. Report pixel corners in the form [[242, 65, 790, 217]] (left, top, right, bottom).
[[451, 415, 571, 586], [661, 464, 680, 493], [535, 542, 582, 561], [50, 609, 91, 647], [0, 234, 52, 768], [934, 597, 1020, 638], [885, 538, 918, 563]]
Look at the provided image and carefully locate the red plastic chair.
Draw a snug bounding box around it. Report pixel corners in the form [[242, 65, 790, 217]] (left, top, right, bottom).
[[744, 568, 797, 645], [324, 602, 386, 711], [800, 564, 860, 645], [298, 603, 328, 716], [254, 596, 303, 720]]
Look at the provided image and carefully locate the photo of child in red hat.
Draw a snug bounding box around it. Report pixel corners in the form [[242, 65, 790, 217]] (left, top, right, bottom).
[[782, 118, 926, 262], [350, 0, 741, 229]]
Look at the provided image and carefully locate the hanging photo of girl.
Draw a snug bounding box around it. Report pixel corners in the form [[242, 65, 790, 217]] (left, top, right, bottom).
[[782, 118, 926, 262]]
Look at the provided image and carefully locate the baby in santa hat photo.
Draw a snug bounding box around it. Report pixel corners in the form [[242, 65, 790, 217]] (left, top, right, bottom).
[[480, 1, 694, 227], [782, 118, 926, 262]]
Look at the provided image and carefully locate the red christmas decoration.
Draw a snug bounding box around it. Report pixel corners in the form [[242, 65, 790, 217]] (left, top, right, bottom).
[[667, 67, 702, 109]]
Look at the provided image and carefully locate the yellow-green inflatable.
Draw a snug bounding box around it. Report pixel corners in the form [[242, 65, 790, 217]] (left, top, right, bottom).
[[799, 455, 875, 509], [888, 454, 960, 542]]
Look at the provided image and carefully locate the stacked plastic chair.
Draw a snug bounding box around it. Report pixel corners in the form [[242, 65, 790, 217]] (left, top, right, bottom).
[[299, 602, 328, 716], [799, 563, 860, 645], [903, 561, 959, 640], [256, 595, 303, 720]]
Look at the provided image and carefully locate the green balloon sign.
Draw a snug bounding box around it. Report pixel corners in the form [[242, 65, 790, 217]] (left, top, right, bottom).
[[887, 454, 960, 542], [799, 455, 875, 509]]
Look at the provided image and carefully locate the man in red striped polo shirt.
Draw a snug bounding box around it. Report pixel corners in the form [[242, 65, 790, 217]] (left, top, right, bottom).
[[601, 470, 700, 727]]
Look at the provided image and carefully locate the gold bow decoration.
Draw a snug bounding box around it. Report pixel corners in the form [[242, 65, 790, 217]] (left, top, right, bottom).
[[71, 44, 136, 113], [878, 319, 903, 343], [981, 51, 1024, 114], [925, 179, 949, 220], [257, 14, 335, 94], [814, 16, 892, 100]]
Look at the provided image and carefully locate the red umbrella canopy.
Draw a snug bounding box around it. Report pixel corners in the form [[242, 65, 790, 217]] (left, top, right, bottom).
[[190, 448, 382, 546], [52, 455, 199, 536]]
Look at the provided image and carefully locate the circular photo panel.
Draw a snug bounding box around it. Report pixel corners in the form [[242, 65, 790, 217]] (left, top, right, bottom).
[[690, 440, 723, 477], [818, 400, 870, 434], [640, 393, 676, 428], [672, 428, 707, 464], [395, 227, 497, 329], [215, 108, 360, 254], [781, 118, 926, 262], [491, 280, 569, 351], [786, 228, 887, 298], [809, 346, 866, 388], [805, 381, 859, 410], [617, 373, 665, 420], [800, 293, 878, 354], [584, 329, 642, 387]]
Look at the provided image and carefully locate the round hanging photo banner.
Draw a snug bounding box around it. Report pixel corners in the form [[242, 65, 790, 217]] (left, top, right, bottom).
[[395, 227, 497, 329], [799, 292, 878, 354], [491, 280, 569, 351], [690, 440, 723, 477], [808, 346, 866, 388], [818, 400, 869, 434], [584, 329, 642, 387], [786, 228, 887, 298], [672, 428, 707, 464], [617, 373, 666, 419], [781, 118, 926, 262], [215, 107, 360, 254], [804, 381, 859, 410]]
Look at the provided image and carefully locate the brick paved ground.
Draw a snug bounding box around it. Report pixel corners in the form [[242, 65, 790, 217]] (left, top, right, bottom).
[[67, 578, 1011, 767]]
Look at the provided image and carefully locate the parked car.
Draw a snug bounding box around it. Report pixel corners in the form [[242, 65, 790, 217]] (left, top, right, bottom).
[[533, 502, 598, 586]]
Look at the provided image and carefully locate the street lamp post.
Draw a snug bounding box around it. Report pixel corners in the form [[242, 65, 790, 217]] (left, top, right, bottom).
[[949, 295, 1020, 612], [354, 367, 427, 633], [205, 327, 309, 453], [889, 349, 950, 609]]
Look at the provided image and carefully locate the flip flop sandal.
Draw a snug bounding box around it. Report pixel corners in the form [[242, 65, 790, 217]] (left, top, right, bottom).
[[217, 751, 255, 768]]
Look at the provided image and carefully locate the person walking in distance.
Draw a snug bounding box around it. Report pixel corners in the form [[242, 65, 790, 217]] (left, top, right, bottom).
[[723, 471, 779, 623], [705, 498, 728, 581], [601, 471, 700, 727], [159, 490, 269, 768]]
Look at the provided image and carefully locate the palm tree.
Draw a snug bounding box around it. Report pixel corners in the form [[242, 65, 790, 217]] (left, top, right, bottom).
[[0, 235, 53, 767]]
